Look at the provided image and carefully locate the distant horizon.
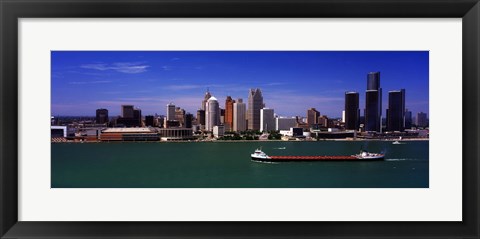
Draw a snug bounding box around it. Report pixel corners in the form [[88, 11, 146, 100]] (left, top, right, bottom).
[[52, 51, 429, 118]]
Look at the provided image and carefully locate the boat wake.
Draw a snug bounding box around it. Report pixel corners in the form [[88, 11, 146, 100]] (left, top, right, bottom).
[[251, 160, 279, 164], [274, 147, 286, 150], [385, 158, 418, 161]]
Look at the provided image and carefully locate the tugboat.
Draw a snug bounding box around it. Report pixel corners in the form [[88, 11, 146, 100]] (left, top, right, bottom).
[[251, 148, 384, 162]]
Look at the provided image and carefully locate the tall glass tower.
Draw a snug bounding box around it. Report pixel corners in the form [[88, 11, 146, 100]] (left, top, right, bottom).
[[247, 88, 263, 131], [386, 89, 406, 132], [365, 72, 382, 132], [344, 92, 359, 130], [205, 96, 220, 131]]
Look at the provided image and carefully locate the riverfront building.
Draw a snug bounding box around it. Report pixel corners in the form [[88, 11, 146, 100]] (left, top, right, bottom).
[[201, 90, 212, 111], [133, 108, 142, 125], [175, 107, 186, 126], [416, 112, 428, 128], [405, 109, 413, 129], [205, 96, 220, 131], [307, 108, 320, 126], [185, 113, 193, 128], [166, 103, 176, 121], [213, 125, 225, 138], [145, 115, 155, 127], [386, 89, 406, 132], [225, 96, 235, 131], [233, 98, 247, 132], [275, 117, 297, 131], [95, 108, 109, 124], [100, 128, 159, 141], [260, 108, 275, 132], [344, 92, 360, 130], [247, 88, 263, 131], [196, 109, 206, 129], [318, 115, 330, 128], [365, 72, 382, 132], [158, 128, 194, 141], [121, 105, 134, 118]]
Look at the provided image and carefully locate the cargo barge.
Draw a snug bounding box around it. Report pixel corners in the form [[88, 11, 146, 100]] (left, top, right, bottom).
[[251, 148, 384, 162]]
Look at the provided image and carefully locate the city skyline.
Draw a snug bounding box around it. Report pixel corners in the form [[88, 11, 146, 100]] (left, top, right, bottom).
[[52, 51, 429, 117]]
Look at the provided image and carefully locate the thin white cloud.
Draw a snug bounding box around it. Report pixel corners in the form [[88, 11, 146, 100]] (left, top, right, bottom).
[[164, 84, 203, 90], [81, 62, 149, 74], [161, 65, 173, 71], [68, 80, 112, 85]]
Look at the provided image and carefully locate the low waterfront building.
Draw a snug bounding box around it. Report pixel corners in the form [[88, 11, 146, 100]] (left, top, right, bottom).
[[158, 128, 194, 141], [275, 117, 297, 131], [213, 125, 225, 138], [100, 128, 159, 141], [51, 125, 68, 138]]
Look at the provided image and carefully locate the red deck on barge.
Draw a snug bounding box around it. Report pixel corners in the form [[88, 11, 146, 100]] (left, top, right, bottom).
[[268, 155, 358, 161]]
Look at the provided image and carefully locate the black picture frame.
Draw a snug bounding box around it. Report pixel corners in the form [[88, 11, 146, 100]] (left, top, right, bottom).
[[1, 0, 479, 238]]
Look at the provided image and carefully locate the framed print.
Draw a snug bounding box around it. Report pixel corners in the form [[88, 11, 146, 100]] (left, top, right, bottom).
[[1, 0, 479, 238]]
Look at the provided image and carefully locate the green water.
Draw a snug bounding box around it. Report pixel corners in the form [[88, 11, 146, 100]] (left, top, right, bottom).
[[51, 141, 429, 188]]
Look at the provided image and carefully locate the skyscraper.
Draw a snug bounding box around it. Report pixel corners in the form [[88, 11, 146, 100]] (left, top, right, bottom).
[[121, 105, 134, 118], [307, 108, 320, 126], [386, 89, 406, 132], [365, 72, 382, 132], [185, 113, 193, 128], [405, 109, 413, 129], [95, 108, 109, 124], [197, 109, 205, 128], [344, 92, 360, 130], [367, 72, 380, 90], [260, 108, 275, 132], [175, 107, 186, 126], [225, 96, 235, 130], [205, 96, 220, 131], [145, 115, 154, 127], [247, 88, 263, 131], [416, 112, 428, 128], [201, 89, 212, 111], [166, 103, 175, 121], [233, 98, 246, 132], [133, 108, 142, 126]]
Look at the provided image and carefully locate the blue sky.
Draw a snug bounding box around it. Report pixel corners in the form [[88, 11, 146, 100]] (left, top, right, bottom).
[[51, 51, 429, 118]]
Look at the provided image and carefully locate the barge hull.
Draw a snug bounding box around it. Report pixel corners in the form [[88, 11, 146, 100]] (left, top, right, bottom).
[[252, 156, 383, 162]]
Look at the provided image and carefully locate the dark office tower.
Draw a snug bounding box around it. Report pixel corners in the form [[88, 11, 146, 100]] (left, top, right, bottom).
[[386, 89, 406, 132], [201, 89, 212, 111], [197, 109, 205, 126], [121, 105, 134, 118], [134, 108, 142, 126], [404, 109, 412, 129], [185, 113, 193, 128], [225, 96, 235, 130], [344, 92, 360, 130], [367, 72, 380, 90], [145, 115, 155, 127], [247, 88, 263, 131], [96, 108, 109, 124], [365, 72, 382, 132], [306, 108, 320, 126]]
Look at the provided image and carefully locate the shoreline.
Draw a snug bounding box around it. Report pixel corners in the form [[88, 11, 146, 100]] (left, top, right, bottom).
[[52, 138, 430, 143]]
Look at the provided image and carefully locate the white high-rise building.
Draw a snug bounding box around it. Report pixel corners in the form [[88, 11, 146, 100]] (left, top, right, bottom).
[[166, 103, 176, 121], [233, 98, 246, 132], [205, 96, 220, 131], [260, 108, 275, 132]]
